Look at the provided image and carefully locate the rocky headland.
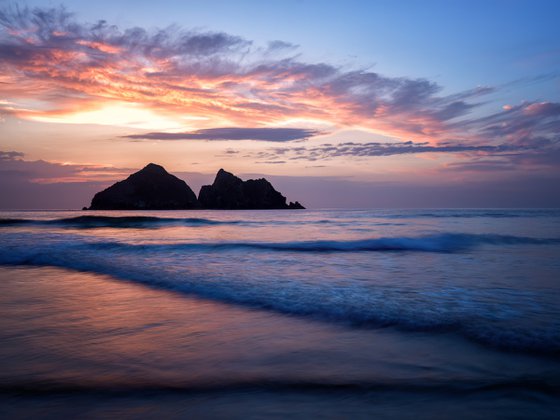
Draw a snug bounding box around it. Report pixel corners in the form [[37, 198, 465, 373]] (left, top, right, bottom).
[[88, 163, 200, 210], [199, 169, 304, 210], [87, 164, 304, 210]]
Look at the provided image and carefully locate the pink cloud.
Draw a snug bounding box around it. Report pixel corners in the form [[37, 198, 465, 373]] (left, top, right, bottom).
[[0, 5, 497, 142]]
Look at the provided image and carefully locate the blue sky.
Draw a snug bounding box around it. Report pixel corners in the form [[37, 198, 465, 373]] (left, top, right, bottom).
[[31, 0, 560, 92]]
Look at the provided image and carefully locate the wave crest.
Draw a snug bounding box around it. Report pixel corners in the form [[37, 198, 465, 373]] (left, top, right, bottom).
[[0, 229, 559, 356], [0, 215, 235, 228], [82, 233, 559, 253]]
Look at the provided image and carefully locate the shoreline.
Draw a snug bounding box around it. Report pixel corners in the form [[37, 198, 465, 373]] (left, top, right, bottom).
[[1, 266, 559, 418]]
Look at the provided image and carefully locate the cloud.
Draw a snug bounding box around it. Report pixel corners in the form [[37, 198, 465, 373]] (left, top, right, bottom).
[[123, 127, 321, 141], [0, 150, 133, 183], [236, 99, 560, 166], [0, 5, 496, 141], [266, 40, 299, 52], [508, 147, 560, 168], [0, 4, 559, 173], [0, 5, 249, 59], [0, 150, 24, 160], [245, 140, 530, 162], [442, 159, 516, 172], [452, 101, 560, 142], [0, 150, 138, 209]]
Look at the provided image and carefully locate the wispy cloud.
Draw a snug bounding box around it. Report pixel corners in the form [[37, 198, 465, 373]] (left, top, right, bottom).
[[123, 127, 321, 141], [442, 159, 517, 172], [0, 150, 132, 183], [451, 101, 560, 143], [244, 140, 529, 162], [0, 5, 494, 140]]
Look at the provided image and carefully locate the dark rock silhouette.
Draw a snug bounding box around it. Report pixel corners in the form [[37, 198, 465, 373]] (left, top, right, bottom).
[[86, 164, 305, 210], [198, 169, 305, 210], [88, 163, 200, 210], [288, 201, 305, 209]]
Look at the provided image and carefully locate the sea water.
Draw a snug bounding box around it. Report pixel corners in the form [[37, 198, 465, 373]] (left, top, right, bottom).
[[0, 209, 559, 418]]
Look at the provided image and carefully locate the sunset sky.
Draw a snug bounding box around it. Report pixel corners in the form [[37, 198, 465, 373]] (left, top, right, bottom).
[[1, 0, 559, 208]]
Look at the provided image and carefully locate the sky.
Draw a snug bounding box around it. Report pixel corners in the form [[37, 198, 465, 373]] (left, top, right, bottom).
[[1, 0, 559, 209]]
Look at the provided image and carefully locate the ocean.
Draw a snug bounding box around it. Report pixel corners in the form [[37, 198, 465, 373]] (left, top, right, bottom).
[[0, 208, 559, 418]]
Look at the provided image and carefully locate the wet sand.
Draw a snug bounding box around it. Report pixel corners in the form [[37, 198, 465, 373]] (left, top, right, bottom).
[[1, 266, 559, 419]]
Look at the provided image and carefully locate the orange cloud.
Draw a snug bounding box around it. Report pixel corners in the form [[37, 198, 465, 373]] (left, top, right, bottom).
[[76, 39, 121, 54], [0, 6, 498, 144]]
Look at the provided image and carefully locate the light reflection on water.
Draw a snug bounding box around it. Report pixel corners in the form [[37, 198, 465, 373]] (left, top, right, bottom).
[[1, 266, 559, 418], [1, 266, 558, 389]]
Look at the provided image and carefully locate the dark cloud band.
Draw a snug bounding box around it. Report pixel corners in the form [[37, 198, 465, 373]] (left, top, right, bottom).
[[124, 127, 321, 141], [0, 151, 24, 160], [249, 140, 534, 162]]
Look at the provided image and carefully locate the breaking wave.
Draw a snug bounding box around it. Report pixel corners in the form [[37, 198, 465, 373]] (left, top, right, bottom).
[[0, 230, 559, 355]]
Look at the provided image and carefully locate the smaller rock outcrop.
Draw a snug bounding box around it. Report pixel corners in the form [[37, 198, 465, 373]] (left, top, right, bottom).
[[198, 169, 305, 210], [288, 201, 305, 209], [88, 163, 199, 210]]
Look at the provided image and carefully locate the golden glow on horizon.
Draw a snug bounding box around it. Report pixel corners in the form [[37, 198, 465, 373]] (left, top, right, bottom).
[[26, 102, 188, 130]]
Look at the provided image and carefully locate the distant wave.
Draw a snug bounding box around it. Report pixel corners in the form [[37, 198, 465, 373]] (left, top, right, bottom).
[[1, 229, 555, 252], [375, 209, 560, 219], [0, 215, 238, 228], [1, 376, 557, 396], [0, 215, 411, 229], [85, 233, 560, 253], [3, 209, 558, 230]]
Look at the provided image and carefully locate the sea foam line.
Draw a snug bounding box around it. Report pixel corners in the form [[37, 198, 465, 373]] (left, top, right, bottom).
[[83, 233, 560, 253], [0, 231, 559, 355]]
